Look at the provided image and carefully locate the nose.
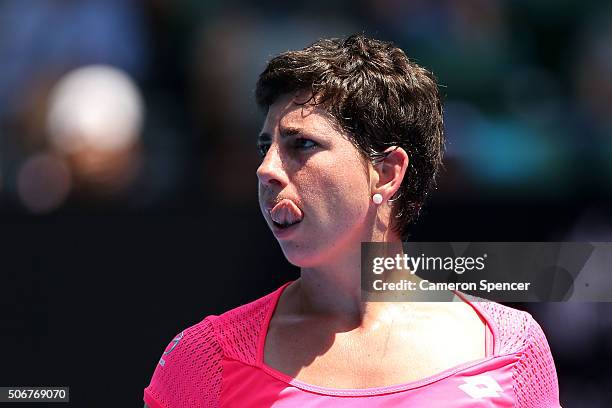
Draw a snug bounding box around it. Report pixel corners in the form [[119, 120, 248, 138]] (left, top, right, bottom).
[[256, 144, 286, 187]]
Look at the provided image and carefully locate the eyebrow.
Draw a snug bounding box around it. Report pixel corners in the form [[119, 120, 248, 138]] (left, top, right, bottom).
[[257, 126, 303, 143]]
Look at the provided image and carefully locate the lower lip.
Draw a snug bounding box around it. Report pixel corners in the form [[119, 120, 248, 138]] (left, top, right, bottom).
[[271, 220, 302, 238]]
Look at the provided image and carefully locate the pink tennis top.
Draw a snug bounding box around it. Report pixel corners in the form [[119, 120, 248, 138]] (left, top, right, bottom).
[[144, 282, 561, 407]]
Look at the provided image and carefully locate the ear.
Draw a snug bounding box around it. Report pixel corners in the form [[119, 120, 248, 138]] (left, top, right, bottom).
[[372, 147, 409, 202]]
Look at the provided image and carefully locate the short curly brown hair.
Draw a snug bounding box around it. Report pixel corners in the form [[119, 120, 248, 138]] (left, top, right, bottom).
[[255, 34, 445, 240]]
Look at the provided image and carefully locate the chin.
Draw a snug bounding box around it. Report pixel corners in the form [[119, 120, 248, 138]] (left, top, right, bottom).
[[278, 242, 325, 268]]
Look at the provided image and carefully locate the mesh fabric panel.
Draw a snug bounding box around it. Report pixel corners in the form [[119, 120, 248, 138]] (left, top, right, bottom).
[[214, 290, 277, 365], [512, 316, 560, 407], [480, 302, 560, 407], [145, 317, 223, 407]]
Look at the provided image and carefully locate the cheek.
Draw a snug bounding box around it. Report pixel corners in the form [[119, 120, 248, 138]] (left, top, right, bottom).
[[297, 154, 371, 228]]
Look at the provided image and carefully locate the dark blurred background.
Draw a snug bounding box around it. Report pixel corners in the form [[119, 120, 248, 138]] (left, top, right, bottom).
[[0, 0, 610, 407]]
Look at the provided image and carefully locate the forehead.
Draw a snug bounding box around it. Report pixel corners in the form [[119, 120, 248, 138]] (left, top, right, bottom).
[[261, 91, 340, 138]]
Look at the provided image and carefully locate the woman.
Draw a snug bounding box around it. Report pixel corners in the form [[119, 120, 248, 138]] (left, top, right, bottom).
[[144, 34, 560, 407]]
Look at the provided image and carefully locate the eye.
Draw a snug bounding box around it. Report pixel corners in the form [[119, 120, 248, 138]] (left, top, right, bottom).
[[293, 138, 317, 150], [257, 143, 270, 157]]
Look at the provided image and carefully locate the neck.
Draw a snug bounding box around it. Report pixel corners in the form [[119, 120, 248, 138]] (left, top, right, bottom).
[[296, 227, 408, 327]]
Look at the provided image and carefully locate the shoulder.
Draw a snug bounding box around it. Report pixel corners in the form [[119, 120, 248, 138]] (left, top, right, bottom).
[[479, 302, 561, 407], [144, 316, 223, 408], [143, 283, 288, 408]]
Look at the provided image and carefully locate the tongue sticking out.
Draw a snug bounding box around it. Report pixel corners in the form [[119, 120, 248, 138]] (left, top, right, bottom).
[[270, 199, 303, 226]]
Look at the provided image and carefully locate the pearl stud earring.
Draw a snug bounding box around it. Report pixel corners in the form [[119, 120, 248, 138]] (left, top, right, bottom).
[[372, 193, 383, 205]]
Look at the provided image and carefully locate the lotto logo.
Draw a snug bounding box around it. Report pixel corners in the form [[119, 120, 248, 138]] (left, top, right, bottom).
[[458, 375, 503, 399]]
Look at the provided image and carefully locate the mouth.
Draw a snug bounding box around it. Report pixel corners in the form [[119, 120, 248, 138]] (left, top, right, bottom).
[[267, 198, 304, 233], [272, 219, 301, 229]]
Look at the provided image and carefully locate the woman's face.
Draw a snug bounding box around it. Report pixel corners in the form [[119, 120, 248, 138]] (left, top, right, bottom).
[[257, 92, 374, 267]]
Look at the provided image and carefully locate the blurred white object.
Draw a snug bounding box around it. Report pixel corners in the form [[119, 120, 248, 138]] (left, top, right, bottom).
[[46, 65, 144, 153]]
